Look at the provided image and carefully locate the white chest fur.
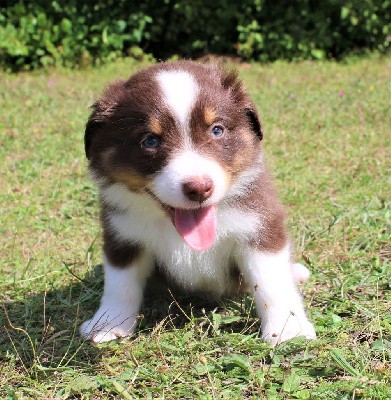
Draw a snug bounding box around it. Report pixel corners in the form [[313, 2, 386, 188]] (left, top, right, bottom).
[[102, 183, 260, 295]]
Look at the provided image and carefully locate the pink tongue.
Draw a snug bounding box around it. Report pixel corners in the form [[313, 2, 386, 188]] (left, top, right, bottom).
[[174, 206, 217, 251]]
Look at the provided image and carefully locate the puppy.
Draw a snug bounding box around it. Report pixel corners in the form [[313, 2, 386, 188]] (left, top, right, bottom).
[[80, 61, 316, 345]]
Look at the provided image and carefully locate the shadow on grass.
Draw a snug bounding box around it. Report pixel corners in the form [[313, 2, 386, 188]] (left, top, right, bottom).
[[0, 265, 252, 376]]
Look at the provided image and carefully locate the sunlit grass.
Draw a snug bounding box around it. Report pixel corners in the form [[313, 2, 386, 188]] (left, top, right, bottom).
[[0, 55, 390, 399]]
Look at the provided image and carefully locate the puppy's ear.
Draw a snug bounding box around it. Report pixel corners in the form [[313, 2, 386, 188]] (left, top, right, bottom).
[[220, 67, 263, 141], [245, 107, 263, 141], [84, 80, 126, 159], [85, 103, 101, 160]]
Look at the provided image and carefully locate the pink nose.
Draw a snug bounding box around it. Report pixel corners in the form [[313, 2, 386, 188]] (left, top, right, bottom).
[[182, 176, 214, 202]]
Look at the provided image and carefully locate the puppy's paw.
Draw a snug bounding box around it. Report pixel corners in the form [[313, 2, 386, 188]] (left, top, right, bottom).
[[262, 314, 316, 346], [291, 262, 311, 284], [80, 307, 137, 343]]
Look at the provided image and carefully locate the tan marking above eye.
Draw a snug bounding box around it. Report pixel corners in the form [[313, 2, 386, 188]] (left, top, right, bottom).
[[149, 117, 163, 135], [204, 106, 216, 126]]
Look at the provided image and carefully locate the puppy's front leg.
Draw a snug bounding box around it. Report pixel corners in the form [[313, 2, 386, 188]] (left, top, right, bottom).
[[80, 250, 154, 343], [237, 245, 316, 346]]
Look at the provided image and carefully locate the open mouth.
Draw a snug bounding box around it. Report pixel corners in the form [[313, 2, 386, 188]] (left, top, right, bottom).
[[148, 192, 217, 252]]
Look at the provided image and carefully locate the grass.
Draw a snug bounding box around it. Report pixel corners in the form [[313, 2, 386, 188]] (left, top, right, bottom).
[[0, 55, 390, 399]]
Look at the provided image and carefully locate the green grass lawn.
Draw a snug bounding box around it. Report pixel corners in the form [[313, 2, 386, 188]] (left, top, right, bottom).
[[0, 55, 390, 399]]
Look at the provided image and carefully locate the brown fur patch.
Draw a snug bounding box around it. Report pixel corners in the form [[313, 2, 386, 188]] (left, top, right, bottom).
[[102, 147, 116, 167], [101, 205, 144, 268], [104, 235, 143, 268], [237, 169, 289, 253], [204, 106, 216, 125], [230, 128, 256, 175]]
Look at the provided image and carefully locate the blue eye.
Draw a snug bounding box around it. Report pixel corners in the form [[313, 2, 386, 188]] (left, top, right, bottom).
[[211, 126, 224, 138], [142, 134, 160, 149]]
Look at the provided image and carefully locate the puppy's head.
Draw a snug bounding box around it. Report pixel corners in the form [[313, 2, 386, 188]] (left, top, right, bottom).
[[85, 61, 263, 251]]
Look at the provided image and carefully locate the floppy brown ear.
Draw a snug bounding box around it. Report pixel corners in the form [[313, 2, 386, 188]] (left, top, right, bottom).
[[84, 80, 127, 159], [85, 103, 102, 160], [219, 67, 263, 141], [245, 107, 263, 141]]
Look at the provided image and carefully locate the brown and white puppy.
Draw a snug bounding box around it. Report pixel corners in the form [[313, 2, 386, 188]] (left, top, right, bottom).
[[81, 60, 316, 345]]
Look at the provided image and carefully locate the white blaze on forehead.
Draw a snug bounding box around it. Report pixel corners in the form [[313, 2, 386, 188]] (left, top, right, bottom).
[[156, 70, 199, 130]]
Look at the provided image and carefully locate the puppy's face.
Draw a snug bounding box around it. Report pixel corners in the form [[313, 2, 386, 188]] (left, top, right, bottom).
[[85, 61, 263, 251]]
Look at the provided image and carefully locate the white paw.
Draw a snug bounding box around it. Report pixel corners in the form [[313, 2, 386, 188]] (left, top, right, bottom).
[[80, 306, 137, 343], [291, 263, 311, 284], [262, 313, 316, 346]]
